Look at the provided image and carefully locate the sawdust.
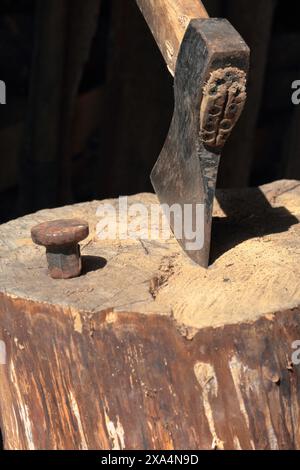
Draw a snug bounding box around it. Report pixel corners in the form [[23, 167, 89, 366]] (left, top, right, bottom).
[[149, 255, 177, 299]]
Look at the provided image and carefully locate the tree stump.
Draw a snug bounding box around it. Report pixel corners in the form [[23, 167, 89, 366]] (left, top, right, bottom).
[[1, 179, 300, 450]]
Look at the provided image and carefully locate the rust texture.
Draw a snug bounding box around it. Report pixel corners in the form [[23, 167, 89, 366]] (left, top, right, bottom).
[[31, 219, 89, 279], [0, 292, 300, 450], [200, 67, 247, 149], [31, 219, 89, 247]]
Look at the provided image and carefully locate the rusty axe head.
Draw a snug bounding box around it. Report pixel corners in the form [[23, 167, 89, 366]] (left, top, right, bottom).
[[151, 18, 249, 267]]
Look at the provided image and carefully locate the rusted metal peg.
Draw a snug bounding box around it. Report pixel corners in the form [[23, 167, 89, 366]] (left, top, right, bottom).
[[31, 219, 89, 279]]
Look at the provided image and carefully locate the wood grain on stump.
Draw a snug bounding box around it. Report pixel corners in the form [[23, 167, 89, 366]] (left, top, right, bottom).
[[1, 179, 300, 450]]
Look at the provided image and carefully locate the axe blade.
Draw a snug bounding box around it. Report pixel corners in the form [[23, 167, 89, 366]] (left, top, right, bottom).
[[151, 18, 249, 267]]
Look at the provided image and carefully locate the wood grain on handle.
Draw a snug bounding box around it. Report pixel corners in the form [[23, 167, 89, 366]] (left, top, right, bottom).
[[136, 0, 209, 75]]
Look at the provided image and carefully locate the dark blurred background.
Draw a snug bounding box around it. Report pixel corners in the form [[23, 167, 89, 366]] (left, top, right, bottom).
[[0, 0, 300, 224]]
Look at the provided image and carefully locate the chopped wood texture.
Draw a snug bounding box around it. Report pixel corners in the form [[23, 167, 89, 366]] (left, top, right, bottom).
[[1, 179, 300, 449]]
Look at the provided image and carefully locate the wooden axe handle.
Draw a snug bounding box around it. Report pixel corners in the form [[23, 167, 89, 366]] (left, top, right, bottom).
[[136, 0, 209, 75]]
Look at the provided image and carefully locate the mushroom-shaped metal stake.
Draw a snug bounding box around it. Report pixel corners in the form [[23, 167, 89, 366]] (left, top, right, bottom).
[[31, 219, 89, 279]]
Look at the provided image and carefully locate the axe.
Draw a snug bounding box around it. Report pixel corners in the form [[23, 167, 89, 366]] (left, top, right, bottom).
[[136, 0, 250, 267]]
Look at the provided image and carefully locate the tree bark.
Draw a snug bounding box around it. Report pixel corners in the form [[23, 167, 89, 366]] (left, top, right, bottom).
[[1, 179, 300, 450]]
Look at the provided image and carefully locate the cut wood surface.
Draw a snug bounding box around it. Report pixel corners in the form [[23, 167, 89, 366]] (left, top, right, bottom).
[[1, 179, 300, 330], [1, 179, 300, 449], [136, 0, 209, 75]]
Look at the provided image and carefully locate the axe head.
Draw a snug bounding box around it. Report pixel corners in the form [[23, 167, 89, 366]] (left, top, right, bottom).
[[151, 19, 249, 267]]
